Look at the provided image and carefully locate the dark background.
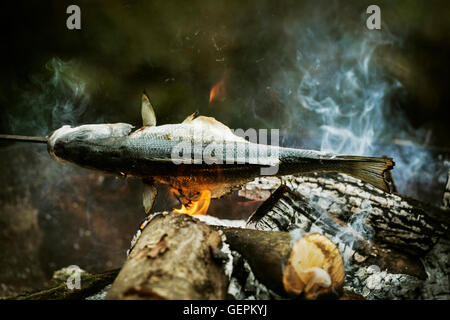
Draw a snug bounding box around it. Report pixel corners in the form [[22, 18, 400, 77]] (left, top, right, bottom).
[[0, 0, 449, 296]]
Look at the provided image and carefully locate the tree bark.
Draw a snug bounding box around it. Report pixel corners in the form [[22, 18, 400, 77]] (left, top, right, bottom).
[[243, 173, 450, 299], [246, 184, 427, 280], [248, 173, 449, 255], [106, 212, 228, 300], [106, 211, 346, 300], [55, 172, 447, 300]]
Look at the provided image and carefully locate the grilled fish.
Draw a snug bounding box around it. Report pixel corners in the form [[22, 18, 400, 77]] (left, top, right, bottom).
[[47, 92, 394, 214]]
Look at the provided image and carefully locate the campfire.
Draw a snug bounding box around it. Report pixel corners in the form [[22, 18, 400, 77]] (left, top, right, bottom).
[[173, 190, 212, 216], [102, 170, 449, 300], [1, 67, 449, 302], [1, 0, 449, 305]]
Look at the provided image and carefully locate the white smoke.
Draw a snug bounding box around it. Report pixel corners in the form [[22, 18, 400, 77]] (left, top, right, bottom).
[[46, 58, 90, 130], [274, 9, 447, 204], [8, 57, 90, 136], [294, 30, 393, 157]]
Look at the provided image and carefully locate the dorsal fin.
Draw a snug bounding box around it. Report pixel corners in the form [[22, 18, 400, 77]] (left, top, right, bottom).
[[189, 115, 248, 143], [141, 91, 156, 126], [182, 111, 199, 124]]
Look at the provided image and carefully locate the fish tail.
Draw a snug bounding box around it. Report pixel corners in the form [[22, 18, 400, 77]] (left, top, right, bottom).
[[335, 156, 394, 193]]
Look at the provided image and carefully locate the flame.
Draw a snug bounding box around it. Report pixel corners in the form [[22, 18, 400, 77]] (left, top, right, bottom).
[[209, 69, 230, 104], [209, 80, 225, 104], [174, 190, 211, 215]]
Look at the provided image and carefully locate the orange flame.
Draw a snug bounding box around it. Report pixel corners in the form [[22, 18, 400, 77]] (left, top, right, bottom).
[[209, 69, 231, 104], [209, 80, 226, 104], [174, 190, 212, 215]]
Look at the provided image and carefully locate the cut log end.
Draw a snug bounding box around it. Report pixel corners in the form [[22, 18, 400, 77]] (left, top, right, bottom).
[[282, 233, 345, 300]]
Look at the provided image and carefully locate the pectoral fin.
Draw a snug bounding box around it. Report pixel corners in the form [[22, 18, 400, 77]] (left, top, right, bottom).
[[141, 91, 156, 127], [143, 180, 157, 214]]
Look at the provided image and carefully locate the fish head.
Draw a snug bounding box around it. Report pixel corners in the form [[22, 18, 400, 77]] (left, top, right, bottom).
[[47, 123, 134, 162]]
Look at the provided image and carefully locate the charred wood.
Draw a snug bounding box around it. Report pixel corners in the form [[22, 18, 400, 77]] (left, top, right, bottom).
[[247, 185, 426, 280], [109, 211, 346, 300], [215, 226, 345, 299], [244, 173, 450, 299], [248, 173, 449, 255]]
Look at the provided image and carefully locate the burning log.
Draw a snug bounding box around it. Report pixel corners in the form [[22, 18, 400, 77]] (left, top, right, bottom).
[[106, 211, 346, 300], [106, 212, 227, 300], [248, 173, 449, 254], [246, 185, 427, 279], [245, 173, 450, 299], [217, 227, 345, 299], [78, 171, 450, 300]]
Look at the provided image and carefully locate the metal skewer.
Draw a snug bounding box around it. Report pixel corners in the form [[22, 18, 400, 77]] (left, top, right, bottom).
[[0, 134, 48, 144]]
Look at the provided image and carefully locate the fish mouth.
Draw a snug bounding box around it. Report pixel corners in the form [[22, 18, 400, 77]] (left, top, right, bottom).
[[47, 123, 135, 162], [47, 125, 73, 162]]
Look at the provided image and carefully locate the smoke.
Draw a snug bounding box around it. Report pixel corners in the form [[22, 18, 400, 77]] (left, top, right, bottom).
[[1, 57, 142, 276], [8, 57, 90, 136], [47, 58, 90, 130], [293, 30, 393, 156], [268, 3, 448, 251], [289, 228, 305, 247], [336, 200, 375, 257], [273, 5, 447, 203]]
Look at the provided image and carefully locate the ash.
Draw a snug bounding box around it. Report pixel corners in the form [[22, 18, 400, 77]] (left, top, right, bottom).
[[226, 250, 282, 300], [247, 176, 450, 299], [343, 238, 450, 299], [209, 219, 281, 299], [194, 215, 246, 228], [344, 266, 423, 300], [420, 238, 450, 299]]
